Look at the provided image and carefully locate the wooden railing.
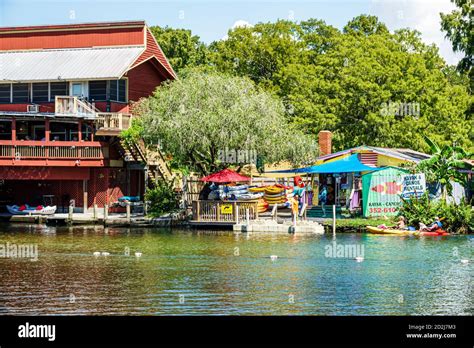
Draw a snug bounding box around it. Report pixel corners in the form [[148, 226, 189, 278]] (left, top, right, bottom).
[[192, 200, 259, 223], [0, 141, 105, 160], [55, 96, 98, 117], [95, 113, 132, 131]]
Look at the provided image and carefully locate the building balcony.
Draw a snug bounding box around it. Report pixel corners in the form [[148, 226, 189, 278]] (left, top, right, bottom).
[[0, 96, 132, 134], [0, 140, 107, 167], [55, 96, 132, 134]]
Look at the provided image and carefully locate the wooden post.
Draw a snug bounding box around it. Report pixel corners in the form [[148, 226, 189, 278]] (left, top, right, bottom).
[[246, 208, 250, 225], [196, 201, 200, 222], [93, 204, 97, 220], [126, 202, 131, 223], [11, 118, 16, 141], [232, 201, 237, 223], [216, 203, 221, 222], [83, 180, 88, 215], [332, 204, 336, 236], [68, 205, 73, 223], [104, 204, 108, 220], [235, 204, 240, 224], [45, 119, 50, 142], [78, 120, 82, 141]]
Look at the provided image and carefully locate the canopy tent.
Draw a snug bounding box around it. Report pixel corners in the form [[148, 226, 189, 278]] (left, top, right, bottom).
[[201, 169, 251, 183], [267, 154, 380, 174]]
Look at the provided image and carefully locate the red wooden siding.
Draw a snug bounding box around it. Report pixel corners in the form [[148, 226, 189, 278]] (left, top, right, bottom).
[[132, 28, 175, 79], [0, 167, 90, 180], [0, 103, 55, 113], [0, 27, 145, 51], [126, 60, 166, 101]]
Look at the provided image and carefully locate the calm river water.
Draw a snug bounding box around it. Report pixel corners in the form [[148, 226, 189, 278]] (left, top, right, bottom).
[[0, 224, 472, 315]]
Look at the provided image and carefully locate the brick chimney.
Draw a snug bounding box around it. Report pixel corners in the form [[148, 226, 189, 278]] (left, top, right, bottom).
[[318, 130, 332, 156]]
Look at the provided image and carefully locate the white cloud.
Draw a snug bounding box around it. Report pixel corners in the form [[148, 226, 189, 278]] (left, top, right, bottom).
[[232, 19, 253, 30], [222, 19, 253, 40], [369, 0, 463, 65]]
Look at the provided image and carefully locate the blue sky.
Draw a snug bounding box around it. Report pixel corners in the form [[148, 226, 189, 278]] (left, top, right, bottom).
[[0, 0, 461, 65]]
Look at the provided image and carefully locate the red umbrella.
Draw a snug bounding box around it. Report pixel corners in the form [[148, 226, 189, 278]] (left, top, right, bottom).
[[201, 169, 251, 183]]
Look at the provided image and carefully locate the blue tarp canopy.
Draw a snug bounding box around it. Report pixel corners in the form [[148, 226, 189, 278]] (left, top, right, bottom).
[[268, 154, 379, 174]]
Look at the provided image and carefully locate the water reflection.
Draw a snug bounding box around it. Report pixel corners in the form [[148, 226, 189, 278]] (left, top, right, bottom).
[[0, 224, 472, 315]]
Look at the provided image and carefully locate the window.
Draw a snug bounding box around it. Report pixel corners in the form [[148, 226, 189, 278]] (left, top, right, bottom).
[[32, 83, 49, 103], [89, 81, 107, 101], [109, 79, 127, 102], [110, 80, 118, 101], [118, 80, 126, 102], [50, 82, 68, 101], [12, 84, 29, 103], [0, 84, 10, 103]]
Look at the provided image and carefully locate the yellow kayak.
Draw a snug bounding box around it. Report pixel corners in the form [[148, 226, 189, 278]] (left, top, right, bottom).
[[366, 226, 414, 235], [249, 187, 266, 193]]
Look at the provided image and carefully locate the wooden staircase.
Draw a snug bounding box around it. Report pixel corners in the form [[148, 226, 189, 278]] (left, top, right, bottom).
[[116, 138, 174, 186]]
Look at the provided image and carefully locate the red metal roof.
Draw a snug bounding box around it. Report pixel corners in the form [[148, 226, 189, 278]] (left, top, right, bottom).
[[0, 20, 146, 34]]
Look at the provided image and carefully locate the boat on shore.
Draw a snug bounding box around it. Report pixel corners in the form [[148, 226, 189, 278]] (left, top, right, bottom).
[[7, 205, 57, 216]]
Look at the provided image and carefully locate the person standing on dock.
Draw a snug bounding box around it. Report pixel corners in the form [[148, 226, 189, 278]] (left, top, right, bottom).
[[291, 194, 300, 225]]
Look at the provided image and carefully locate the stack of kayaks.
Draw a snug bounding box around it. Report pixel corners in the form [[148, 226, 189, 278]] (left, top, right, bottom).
[[264, 186, 288, 206], [219, 184, 264, 201], [257, 198, 269, 213]]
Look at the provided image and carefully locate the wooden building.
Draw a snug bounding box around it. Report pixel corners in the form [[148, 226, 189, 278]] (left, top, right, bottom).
[[0, 21, 175, 212]]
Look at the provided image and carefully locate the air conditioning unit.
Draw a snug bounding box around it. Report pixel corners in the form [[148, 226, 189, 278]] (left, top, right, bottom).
[[27, 104, 39, 113]]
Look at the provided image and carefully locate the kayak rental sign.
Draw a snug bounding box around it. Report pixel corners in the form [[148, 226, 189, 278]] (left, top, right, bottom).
[[400, 173, 426, 199], [362, 168, 426, 217]]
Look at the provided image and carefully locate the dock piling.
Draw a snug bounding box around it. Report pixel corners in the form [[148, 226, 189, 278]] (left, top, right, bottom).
[[126, 203, 131, 223], [332, 204, 336, 236], [68, 205, 73, 223]]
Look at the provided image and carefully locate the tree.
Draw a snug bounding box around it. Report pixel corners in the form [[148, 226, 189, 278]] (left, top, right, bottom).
[[130, 70, 317, 175], [417, 135, 473, 198], [209, 16, 472, 153], [209, 20, 306, 91], [440, 0, 473, 78], [149, 26, 209, 72], [277, 26, 472, 152]]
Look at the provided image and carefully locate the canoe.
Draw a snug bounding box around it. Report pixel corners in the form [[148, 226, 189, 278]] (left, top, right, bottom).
[[414, 230, 450, 237], [366, 226, 413, 235]]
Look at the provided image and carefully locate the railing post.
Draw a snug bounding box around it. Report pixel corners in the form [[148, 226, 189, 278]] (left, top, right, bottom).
[[216, 202, 221, 222], [235, 203, 239, 224], [104, 204, 108, 221], [196, 201, 200, 222], [119, 114, 123, 130]]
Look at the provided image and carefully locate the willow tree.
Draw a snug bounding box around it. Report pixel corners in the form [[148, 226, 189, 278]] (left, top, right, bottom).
[[130, 70, 317, 175]]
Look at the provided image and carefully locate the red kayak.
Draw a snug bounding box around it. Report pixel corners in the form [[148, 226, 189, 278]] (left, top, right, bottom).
[[415, 230, 450, 236]]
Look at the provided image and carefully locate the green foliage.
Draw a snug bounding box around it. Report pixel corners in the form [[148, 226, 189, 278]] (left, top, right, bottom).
[[399, 192, 474, 234], [149, 26, 209, 73], [436, 200, 474, 234], [399, 192, 437, 227], [416, 135, 472, 197], [440, 0, 473, 79], [149, 15, 473, 153], [208, 16, 473, 152], [145, 180, 180, 217], [134, 70, 317, 175]]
